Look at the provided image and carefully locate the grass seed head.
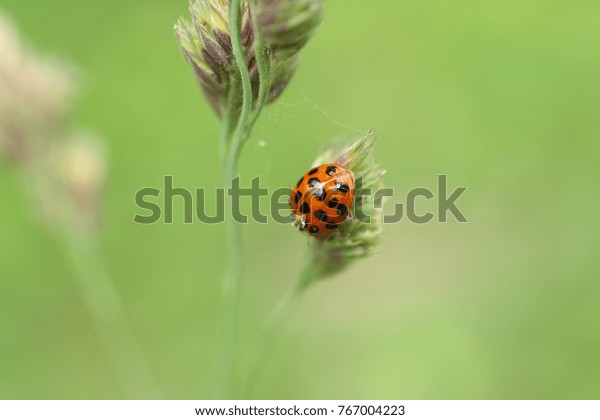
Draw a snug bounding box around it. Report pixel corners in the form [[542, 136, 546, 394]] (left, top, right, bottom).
[[309, 130, 385, 277], [175, 0, 324, 116]]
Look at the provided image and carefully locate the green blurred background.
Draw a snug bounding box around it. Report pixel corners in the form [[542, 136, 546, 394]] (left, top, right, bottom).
[[1, 0, 600, 399]]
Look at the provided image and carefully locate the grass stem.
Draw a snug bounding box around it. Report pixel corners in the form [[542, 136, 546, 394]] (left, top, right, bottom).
[[246, 256, 319, 396], [215, 0, 255, 399], [250, 24, 271, 127], [60, 232, 160, 398]]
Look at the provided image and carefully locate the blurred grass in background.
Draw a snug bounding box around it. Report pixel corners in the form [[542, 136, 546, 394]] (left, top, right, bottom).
[[1, 0, 599, 399]]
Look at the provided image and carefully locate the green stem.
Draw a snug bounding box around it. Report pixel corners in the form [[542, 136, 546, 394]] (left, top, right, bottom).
[[215, 0, 254, 399], [227, 0, 253, 168], [24, 164, 159, 398], [61, 232, 161, 398], [219, 74, 237, 166], [250, 28, 272, 127], [245, 257, 319, 396]]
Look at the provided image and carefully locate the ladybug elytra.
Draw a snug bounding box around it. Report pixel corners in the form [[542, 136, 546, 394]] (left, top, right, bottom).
[[290, 163, 355, 237]]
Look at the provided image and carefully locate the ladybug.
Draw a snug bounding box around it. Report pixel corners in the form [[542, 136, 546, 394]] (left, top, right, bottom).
[[290, 163, 355, 237]]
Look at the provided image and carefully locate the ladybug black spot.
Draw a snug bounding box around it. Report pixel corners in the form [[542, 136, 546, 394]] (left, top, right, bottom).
[[314, 188, 326, 201], [309, 226, 319, 234], [327, 197, 339, 208], [296, 177, 304, 188], [300, 202, 310, 214], [307, 177, 320, 188], [326, 223, 338, 230], [326, 166, 337, 176], [314, 210, 328, 222], [294, 190, 301, 204], [308, 167, 319, 175], [337, 203, 348, 216], [337, 182, 350, 193]]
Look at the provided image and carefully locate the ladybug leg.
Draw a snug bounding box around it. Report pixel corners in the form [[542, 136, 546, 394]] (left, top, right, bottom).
[[293, 215, 308, 231]]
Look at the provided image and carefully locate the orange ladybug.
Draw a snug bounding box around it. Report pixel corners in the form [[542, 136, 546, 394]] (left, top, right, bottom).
[[290, 164, 355, 237]]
